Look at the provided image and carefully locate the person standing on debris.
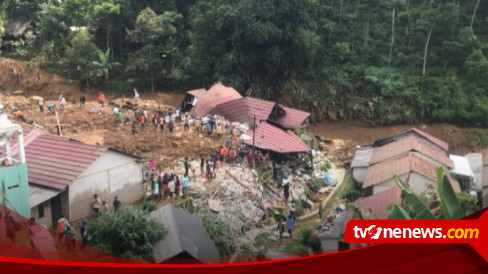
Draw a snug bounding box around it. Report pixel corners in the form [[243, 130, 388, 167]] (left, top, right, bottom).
[[98, 91, 106, 107], [190, 158, 196, 179], [200, 155, 205, 177], [133, 88, 139, 100], [216, 123, 223, 140], [139, 114, 146, 130], [182, 175, 189, 197], [277, 219, 285, 243], [205, 158, 211, 182], [159, 114, 165, 131], [184, 114, 190, 131], [92, 194, 101, 216], [163, 172, 170, 199], [131, 121, 138, 135], [226, 137, 232, 149], [206, 122, 212, 136], [117, 111, 123, 124], [152, 112, 159, 130], [152, 178, 159, 201], [168, 118, 174, 133], [168, 176, 176, 200], [183, 157, 189, 177], [229, 147, 236, 166], [194, 117, 201, 135], [290, 202, 296, 220], [113, 196, 121, 212], [59, 95, 66, 111], [286, 215, 295, 239], [101, 201, 110, 213], [38, 98, 44, 113], [246, 149, 254, 168], [283, 180, 290, 201], [80, 94, 86, 109], [175, 175, 181, 198]]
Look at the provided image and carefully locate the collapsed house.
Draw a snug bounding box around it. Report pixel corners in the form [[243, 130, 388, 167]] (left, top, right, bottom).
[[3, 127, 145, 229], [180, 83, 243, 116], [150, 205, 219, 263]]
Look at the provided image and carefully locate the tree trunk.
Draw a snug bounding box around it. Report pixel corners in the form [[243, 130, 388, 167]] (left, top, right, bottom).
[[423, 25, 434, 77], [151, 75, 154, 93], [339, 0, 343, 15], [388, 8, 395, 69], [470, 0, 480, 30]]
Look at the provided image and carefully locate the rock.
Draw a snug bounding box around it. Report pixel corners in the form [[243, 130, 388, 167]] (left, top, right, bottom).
[[208, 199, 225, 212], [267, 236, 278, 242]]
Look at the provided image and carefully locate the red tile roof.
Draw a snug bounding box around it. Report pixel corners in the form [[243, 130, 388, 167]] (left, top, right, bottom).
[[268, 106, 310, 129], [370, 135, 454, 168], [409, 128, 449, 151], [8, 129, 107, 190], [192, 83, 242, 117], [213, 97, 277, 125], [244, 122, 310, 153]]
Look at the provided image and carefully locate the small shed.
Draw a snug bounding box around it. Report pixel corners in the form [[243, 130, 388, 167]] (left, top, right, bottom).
[[150, 205, 219, 263], [351, 147, 374, 184]]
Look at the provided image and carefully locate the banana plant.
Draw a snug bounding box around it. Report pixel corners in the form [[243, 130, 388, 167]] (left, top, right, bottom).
[[389, 168, 471, 220], [93, 48, 121, 83]]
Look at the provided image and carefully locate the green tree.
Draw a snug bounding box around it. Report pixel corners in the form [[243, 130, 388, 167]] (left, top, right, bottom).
[[63, 29, 102, 88], [93, 48, 121, 86], [92, 1, 120, 55], [86, 206, 166, 259]]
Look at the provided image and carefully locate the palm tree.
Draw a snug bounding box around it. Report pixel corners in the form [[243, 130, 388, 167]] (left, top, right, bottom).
[[389, 168, 476, 220], [93, 48, 121, 88]]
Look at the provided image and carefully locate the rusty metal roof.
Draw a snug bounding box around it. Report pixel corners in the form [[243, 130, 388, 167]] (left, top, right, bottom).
[[192, 83, 242, 117], [8, 129, 107, 190], [357, 187, 402, 219], [409, 128, 449, 151], [244, 122, 310, 154], [187, 89, 207, 99], [213, 97, 310, 129], [370, 135, 454, 168], [213, 97, 277, 125], [364, 153, 439, 188], [268, 106, 310, 129]]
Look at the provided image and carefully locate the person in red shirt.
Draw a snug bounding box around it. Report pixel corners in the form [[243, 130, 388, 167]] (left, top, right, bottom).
[[139, 115, 146, 130]]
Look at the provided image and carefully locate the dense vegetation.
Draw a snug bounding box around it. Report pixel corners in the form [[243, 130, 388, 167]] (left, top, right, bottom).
[[1, 0, 487, 125]]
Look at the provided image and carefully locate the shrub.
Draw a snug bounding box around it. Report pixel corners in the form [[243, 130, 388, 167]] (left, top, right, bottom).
[[139, 199, 157, 213], [86, 206, 165, 258]]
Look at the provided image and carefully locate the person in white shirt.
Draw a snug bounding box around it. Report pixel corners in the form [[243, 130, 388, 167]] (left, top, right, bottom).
[[59, 95, 66, 111], [168, 179, 175, 199]]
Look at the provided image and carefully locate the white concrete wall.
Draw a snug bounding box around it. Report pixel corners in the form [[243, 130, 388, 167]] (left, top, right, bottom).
[[68, 150, 144, 220], [373, 173, 434, 195], [353, 167, 368, 184], [30, 201, 52, 229]]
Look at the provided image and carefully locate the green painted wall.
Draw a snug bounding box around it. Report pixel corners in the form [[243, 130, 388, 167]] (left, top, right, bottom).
[[0, 163, 30, 219]]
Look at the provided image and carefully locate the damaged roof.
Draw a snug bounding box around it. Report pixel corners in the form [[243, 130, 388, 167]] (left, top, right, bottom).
[[373, 128, 449, 151], [192, 83, 242, 117], [268, 106, 310, 129], [244, 122, 310, 154], [150, 205, 219, 263]]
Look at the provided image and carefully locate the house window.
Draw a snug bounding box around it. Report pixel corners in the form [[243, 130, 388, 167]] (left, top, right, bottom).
[[38, 204, 44, 219]]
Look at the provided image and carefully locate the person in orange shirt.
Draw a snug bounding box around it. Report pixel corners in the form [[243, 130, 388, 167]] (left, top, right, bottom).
[[98, 91, 106, 107], [139, 114, 146, 130]]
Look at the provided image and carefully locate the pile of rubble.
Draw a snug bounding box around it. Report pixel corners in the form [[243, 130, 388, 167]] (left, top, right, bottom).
[[164, 149, 345, 252]]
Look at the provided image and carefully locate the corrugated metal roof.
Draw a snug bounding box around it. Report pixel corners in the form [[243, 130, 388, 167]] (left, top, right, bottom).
[[351, 147, 374, 168], [187, 89, 207, 99], [213, 97, 277, 125], [357, 187, 402, 219], [150, 205, 219, 262], [370, 135, 454, 168], [192, 83, 242, 117], [268, 106, 310, 129], [364, 153, 439, 188], [7, 128, 107, 190], [409, 128, 449, 151], [29, 185, 63, 208], [243, 122, 310, 154]]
